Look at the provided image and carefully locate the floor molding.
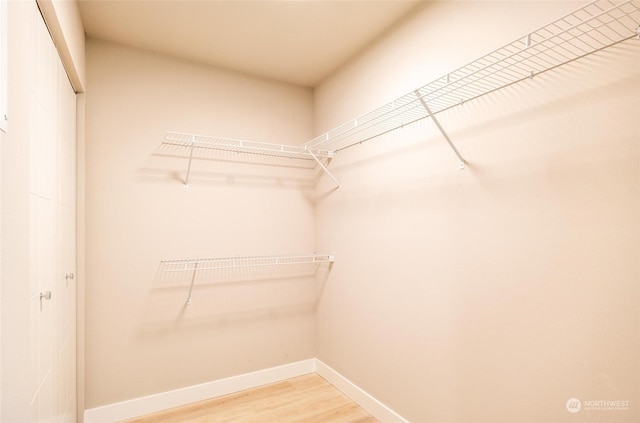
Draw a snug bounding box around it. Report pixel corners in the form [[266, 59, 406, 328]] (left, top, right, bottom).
[[83, 359, 316, 423], [83, 358, 409, 423], [315, 359, 410, 423]]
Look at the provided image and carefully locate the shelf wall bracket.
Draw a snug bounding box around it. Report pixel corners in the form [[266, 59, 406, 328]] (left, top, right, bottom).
[[414, 90, 466, 170], [184, 134, 196, 190], [306, 147, 341, 188], [186, 261, 198, 305]]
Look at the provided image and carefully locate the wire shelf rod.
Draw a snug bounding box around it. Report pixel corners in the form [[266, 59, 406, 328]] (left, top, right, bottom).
[[304, 0, 640, 152]]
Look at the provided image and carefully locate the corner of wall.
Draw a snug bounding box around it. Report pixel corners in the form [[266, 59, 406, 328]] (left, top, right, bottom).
[[76, 91, 86, 421], [36, 0, 86, 92]]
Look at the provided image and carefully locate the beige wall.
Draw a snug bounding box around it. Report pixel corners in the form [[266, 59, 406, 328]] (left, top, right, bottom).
[[84, 39, 318, 408], [314, 1, 639, 422]]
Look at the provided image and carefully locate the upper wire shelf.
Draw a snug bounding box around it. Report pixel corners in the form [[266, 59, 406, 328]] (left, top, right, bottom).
[[305, 0, 640, 153], [164, 132, 334, 161], [160, 253, 335, 304], [163, 132, 340, 189]]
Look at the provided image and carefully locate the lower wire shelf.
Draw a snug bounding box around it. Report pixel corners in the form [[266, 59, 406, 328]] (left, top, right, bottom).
[[160, 253, 335, 305]]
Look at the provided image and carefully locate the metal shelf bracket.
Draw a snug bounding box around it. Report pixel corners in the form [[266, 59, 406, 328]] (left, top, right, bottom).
[[414, 90, 466, 170], [184, 134, 196, 191], [305, 146, 341, 188], [186, 262, 198, 305]]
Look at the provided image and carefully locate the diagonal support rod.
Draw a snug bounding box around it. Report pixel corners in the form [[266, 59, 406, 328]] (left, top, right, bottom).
[[306, 147, 341, 188], [414, 90, 466, 170], [184, 135, 196, 190], [186, 262, 198, 305]]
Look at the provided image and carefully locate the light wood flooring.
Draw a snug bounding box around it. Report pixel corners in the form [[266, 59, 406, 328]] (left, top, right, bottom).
[[124, 374, 379, 423]]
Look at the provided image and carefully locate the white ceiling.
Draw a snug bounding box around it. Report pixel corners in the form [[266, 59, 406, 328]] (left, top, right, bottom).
[[78, 0, 422, 87]]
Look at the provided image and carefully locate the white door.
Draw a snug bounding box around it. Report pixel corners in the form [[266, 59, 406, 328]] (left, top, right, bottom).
[[28, 3, 77, 422], [55, 49, 77, 423]]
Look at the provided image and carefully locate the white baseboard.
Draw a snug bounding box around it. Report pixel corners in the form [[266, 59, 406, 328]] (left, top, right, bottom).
[[83, 358, 408, 423], [315, 359, 410, 423], [83, 359, 316, 423]]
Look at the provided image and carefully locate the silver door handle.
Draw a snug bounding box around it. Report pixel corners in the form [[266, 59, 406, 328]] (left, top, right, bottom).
[[40, 291, 52, 300], [65, 273, 74, 281]]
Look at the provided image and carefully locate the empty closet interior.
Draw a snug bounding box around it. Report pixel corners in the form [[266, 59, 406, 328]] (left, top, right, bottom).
[[83, 1, 640, 421], [1, 1, 639, 422]]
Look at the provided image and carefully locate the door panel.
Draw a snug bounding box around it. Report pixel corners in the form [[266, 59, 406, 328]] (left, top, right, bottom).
[[27, 3, 77, 422], [56, 51, 77, 423]]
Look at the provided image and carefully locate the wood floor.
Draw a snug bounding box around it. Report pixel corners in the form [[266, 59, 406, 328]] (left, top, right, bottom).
[[124, 374, 379, 423]]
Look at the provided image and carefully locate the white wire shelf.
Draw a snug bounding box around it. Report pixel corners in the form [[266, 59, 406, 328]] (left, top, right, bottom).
[[160, 253, 335, 304], [305, 0, 640, 157], [164, 132, 334, 160], [163, 131, 339, 189], [161, 253, 335, 272], [165, 1, 639, 184]]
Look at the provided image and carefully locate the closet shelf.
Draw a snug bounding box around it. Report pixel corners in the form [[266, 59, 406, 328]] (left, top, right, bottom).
[[160, 253, 335, 304], [167, 1, 639, 185], [305, 0, 640, 157], [163, 131, 339, 189], [160, 253, 335, 272], [164, 132, 334, 160]]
